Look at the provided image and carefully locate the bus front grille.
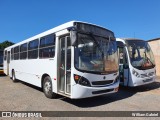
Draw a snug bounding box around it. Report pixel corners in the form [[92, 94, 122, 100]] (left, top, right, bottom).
[[141, 72, 154, 78], [92, 80, 113, 86], [92, 88, 114, 94]]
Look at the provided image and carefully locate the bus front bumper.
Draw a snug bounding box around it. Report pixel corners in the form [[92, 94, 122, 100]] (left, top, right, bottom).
[[132, 76, 156, 87], [71, 80, 119, 99]]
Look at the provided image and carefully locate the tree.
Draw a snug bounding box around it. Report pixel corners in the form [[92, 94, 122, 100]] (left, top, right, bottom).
[[0, 40, 14, 50]]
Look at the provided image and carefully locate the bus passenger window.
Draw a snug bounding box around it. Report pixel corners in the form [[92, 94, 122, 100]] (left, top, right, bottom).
[[14, 46, 20, 60], [39, 34, 55, 59], [4, 50, 7, 61], [28, 39, 39, 59]]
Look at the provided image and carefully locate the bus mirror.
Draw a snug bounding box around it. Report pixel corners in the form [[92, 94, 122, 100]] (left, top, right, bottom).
[[70, 31, 77, 46]]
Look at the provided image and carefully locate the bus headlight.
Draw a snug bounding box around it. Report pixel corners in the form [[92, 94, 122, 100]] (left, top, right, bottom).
[[132, 69, 140, 78], [114, 76, 119, 83], [74, 74, 91, 87]]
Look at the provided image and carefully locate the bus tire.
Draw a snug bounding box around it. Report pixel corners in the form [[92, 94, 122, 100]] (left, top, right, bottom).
[[12, 70, 17, 82], [43, 76, 56, 99]]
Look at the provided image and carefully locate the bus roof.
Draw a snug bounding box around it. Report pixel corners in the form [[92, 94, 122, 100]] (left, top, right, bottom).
[[4, 21, 112, 50], [117, 38, 145, 42], [148, 37, 160, 42]]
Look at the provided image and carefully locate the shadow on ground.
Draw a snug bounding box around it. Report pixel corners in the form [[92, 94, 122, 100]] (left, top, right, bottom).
[[59, 81, 160, 108], [0, 74, 6, 77], [20, 81, 43, 92], [6, 76, 160, 108]]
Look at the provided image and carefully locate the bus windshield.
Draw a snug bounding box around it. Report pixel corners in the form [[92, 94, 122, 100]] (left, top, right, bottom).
[[126, 40, 155, 69], [74, 33, 119, 74]]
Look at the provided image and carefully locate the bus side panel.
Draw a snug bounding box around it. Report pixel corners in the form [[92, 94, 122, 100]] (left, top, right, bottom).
[[123, 69, 129, 86], [3, 61, 7, 75], [123, 68, 133, 86], [128, 70, 133, 86], [9, 59, 56, 88]]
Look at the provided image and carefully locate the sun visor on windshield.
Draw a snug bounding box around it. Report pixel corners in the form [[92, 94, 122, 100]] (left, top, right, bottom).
[[74, 22, 114, 38]]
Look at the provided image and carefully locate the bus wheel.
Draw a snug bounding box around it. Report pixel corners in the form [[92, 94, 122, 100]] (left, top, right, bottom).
[[43, 76, 56, 99], [12, 70, 17, 82]]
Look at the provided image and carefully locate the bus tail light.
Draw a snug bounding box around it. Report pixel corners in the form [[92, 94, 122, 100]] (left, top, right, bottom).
[[74, 74, 91, 87]]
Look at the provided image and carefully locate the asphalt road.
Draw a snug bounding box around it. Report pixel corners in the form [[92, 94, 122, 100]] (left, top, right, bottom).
[[0, 75, 160, 120]]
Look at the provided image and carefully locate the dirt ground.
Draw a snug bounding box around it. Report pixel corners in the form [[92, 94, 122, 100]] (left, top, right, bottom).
[[0, 75, 160, 120]]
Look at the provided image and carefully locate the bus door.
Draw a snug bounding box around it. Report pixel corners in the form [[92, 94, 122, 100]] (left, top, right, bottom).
[[118, 47, 124, 84], [117, 42, 129, 86], [7, 51, 10, 75], [58, 36, 71, 95], [123, 48, 129, 86]]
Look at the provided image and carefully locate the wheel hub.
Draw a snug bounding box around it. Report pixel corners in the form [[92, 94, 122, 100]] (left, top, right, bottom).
[[44, 82, 51, 94]]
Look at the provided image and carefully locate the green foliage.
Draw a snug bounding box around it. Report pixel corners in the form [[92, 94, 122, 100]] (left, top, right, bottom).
[[0, 41, 14, 50]]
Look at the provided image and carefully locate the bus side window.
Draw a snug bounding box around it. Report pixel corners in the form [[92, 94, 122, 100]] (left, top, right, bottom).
[[14, 46, 20, 60], [20, 43, 27, 59], [11, 48, 14, 60], [4, 50, 7, 61], [28, 39, 39, 59], [39, 34, 55, 59]]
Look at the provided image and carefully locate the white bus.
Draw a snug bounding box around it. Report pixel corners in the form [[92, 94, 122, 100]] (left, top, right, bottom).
[[0, 49, 4, 74], [3, 21, 119, 99], [116, 38, 156, 87]]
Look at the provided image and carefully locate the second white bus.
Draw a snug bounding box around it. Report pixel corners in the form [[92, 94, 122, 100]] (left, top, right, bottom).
[[116, 38, 156, 87], [3, 21, 119, 99]]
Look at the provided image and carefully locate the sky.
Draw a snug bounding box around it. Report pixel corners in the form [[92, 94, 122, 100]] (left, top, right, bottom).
[[0, 0, 160, 43]]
